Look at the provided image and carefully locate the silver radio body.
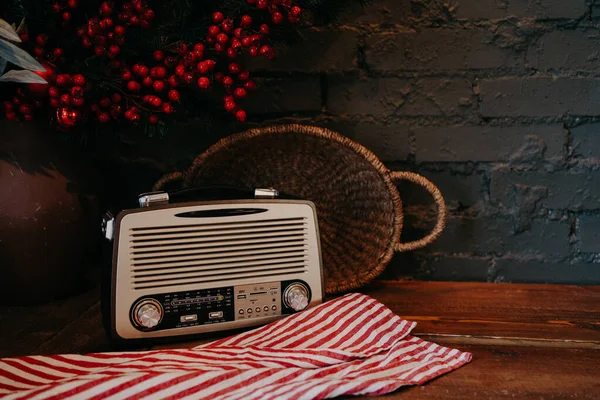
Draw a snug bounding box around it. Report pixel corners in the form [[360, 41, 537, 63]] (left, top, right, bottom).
[[102, 188, 324, 343]]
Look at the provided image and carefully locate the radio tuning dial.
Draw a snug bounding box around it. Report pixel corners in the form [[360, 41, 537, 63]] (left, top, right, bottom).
[[134, 299, 163, 329], [284, 283, 310, 312]]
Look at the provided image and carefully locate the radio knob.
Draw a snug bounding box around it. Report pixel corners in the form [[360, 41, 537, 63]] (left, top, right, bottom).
[[283, 283, 310, 312], [134, 300, 163, 329]]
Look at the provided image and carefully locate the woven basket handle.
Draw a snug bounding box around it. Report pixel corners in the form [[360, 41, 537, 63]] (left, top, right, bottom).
[[152, 171, 184, 192], [391, 171, 447, 252]]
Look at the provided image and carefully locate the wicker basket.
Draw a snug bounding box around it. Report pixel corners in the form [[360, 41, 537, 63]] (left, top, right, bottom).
[[154, 124, 446, 295]]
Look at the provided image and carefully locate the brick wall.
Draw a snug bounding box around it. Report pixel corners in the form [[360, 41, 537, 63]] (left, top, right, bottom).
[[120, 0, 600, 284], [240, 0, 600, 284]]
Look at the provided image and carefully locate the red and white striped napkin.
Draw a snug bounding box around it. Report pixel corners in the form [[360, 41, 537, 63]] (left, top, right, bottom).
[[0, 293, 471, 399]]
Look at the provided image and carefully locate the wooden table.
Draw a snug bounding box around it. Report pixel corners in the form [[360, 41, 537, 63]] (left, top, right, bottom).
[[1, 280, 599, 399]]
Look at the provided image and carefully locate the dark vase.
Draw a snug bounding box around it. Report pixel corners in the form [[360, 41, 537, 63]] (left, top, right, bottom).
[[0, 121, 100, 305]]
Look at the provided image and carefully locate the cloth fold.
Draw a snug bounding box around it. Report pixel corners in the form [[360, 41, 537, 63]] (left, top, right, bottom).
[[0, 293, 471, 399]]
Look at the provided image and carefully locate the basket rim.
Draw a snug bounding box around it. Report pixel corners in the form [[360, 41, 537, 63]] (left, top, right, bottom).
[[181, 124, 404, 294]]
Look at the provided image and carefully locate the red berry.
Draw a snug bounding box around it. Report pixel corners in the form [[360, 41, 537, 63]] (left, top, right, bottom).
[[12, 97, 21, 105], [247, 0, 256, 4], [208, 25, 220, 37], [82, 36, 92, 48], [130, 15, 140, 26], [144, 9, 155, 20], [36, 34, 48, 47], [114, 25, 126, 35], [238, 71, 250, 81], [98, 111, 111, 123], [100, 97, 111, 108], [72, 74, 86, 86], [260, 45, 273, 56], [48, 86, 59, 98], [205, 59, 216, 70], [68, 0, 77, 8], [241, 15, 252, 26], [5, 112, 17, 121], [153, 50, 165, 61], [137, 65, 149, 77], [244, 80, 257, 90], [52, 3, 61, 13], [235, 109, 246, 122], [131, 113, 141, 122], [206, 36, 216, 46], [213, 11, 224, 24], [142, 76, 153, 87], [256, 0, 267, 9], [33, 47, 44, 57], [197, 77, 210, 89], [168, 89, 180, 101], [242, 37, 252, 47], [153, 80, 165, 92], [19, 104, 32, 114], [222, 76, 233, 86], [124, 109, 133, 119], [49, 98, 60, 108], [103, 18, 114, 28], [23, 114, 34, 121], [53, 48, 64, 58], [142, 95, 152, 104], [19, 32, 29, 42], [127, 81, 141, 91], [214, 72, 224, 82], [122, 69, 132, 81], [233, 28, 243, 38], [62, 11, 72, 22], [194, 43, 205, 52], [161, 102, 173, 114], [94, 46, 106, 56], [100, 1, 112, 16], [71, 86, 84, 98], [288, 14, 299, 23], [151, 97, 162, 108], [224, 100, 236, 112], [110, 104, 122, 118], [196, 62, 208, 74], [229, 63, 241, 74], [227, 48, 237, 59], [155, 66, 167, 79], [249, 46, 259, 56], [215, 43, 225, 53], [260, 24, 270, 34], [175, 65, 185, 77], [112, 93, 122, 103], [56, 74, 71, 87], [3, 101, 13, 112], [222, 19, 233, 32], [217, 33, 228, 44], [60, 94, 71, 105], [72, 97, 85, 107], [109, 44, 120, 56], [168, 75, 178, 87], [290, 6, 302, 16], [272, 12, 283, 24], [149, 114, 159, 124], [234, 87, 247, 99], [183, 72, 194, 84]]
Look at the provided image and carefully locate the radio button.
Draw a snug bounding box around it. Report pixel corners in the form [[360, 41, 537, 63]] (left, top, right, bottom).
[[134, 299, 163, 329], [180, 314, 198, 323], [209, 311, 223, 319]]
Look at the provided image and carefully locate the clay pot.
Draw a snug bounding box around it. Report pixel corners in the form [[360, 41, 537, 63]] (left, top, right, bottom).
[[0, 121, 99, 305]]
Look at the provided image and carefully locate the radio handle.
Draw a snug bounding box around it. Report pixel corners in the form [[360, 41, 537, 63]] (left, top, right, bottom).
[[138, 186, 280, 208]]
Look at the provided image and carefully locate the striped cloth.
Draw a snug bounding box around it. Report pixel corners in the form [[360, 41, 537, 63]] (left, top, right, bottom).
[[0, 293, 471, 399]]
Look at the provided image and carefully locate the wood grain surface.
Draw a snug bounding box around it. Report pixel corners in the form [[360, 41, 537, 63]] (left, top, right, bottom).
[[1, 280, 599, 399]]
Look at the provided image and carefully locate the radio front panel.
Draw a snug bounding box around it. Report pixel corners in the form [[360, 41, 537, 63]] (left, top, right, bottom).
[[112, 200, 323, 340]]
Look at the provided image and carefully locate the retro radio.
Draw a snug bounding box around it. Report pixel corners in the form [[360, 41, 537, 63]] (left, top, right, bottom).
[[101, 186, 324, 344]]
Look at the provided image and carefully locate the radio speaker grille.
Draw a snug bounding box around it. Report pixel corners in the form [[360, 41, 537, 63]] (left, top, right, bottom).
[[128, 217, 308, 290]]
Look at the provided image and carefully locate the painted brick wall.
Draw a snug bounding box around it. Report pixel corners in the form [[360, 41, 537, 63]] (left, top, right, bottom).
[[121, 0, 600, 284], [240, 0, 600, 284]]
